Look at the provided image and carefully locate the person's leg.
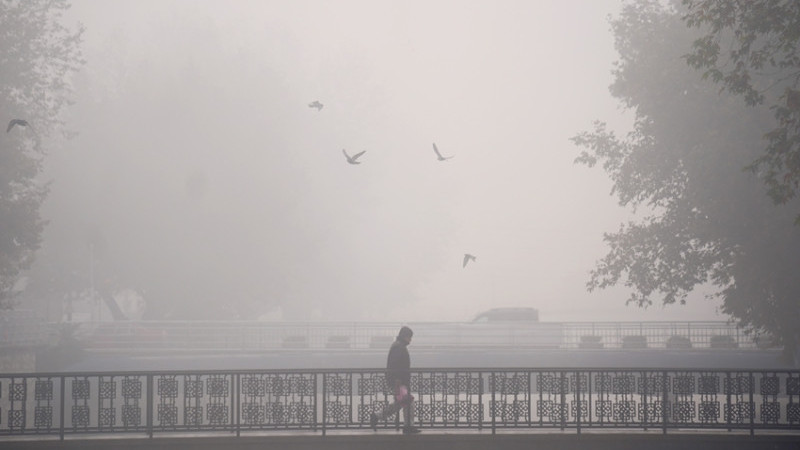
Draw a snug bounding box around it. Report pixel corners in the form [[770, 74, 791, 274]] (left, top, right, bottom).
[[403, 401, 413, 425], [401, 394, 420, 433], [373, 384, 420, 432], [377, 400, 402, 420], [372, 385, 405, 429]]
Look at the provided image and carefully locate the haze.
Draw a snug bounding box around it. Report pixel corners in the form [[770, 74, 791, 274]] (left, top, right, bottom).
[[30, 0, 724, 323]]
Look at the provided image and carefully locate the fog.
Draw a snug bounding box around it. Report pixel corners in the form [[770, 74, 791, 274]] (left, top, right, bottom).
[[30, 0, 724, 323]]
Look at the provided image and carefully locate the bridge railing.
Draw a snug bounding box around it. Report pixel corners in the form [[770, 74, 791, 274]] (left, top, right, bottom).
[[1, 368, 798, 438], [67, 320, 773, 352]]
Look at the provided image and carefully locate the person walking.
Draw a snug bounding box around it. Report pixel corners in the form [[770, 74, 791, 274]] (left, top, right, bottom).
[[370, 326, 420, 434]]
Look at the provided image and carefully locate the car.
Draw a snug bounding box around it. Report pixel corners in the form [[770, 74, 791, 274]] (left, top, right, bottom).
[[465, 307, 561, 348], [471, 307, 539, 323]]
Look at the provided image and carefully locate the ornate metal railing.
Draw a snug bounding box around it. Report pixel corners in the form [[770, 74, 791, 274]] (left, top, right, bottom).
[[1, 368, 799, 439]]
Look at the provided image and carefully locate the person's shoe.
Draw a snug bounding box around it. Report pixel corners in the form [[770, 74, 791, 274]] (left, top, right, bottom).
[[369, 413, 378, 431], [402, 426, 421, 434]]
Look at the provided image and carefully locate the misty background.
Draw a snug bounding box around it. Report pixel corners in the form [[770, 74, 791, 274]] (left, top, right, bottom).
[[23, 0, 724, 323]]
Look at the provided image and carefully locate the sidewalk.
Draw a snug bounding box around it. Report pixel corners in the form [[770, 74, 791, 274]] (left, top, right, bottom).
[[2, 430, 799, 450]]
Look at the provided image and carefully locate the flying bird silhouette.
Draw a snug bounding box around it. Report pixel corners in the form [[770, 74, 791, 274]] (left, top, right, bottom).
[[432, 142, 454, 161], [463, 253, 476, 268], [343, 149, 366, 165], [308, 100, 324, 111], [6, 119, 29, 133]]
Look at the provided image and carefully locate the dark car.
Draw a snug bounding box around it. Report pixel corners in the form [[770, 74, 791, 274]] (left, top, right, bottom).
[[466, 307, 560, 347], [472, 307, 539, 323]]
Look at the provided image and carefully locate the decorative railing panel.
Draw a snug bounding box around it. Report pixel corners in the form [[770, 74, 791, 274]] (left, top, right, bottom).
[[1, 368, 798, 438]]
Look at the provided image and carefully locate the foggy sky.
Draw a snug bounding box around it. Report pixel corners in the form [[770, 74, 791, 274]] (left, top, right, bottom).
[[36, 0, 725, 322]]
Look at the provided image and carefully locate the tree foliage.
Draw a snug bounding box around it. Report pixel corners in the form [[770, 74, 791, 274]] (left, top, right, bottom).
[[0, 0, 84, 308], [682, 0, 800, 220], [572, 0, 800, 355]]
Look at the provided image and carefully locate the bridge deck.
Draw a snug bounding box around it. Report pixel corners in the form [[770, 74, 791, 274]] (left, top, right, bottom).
[[2, 431, 799, 450]]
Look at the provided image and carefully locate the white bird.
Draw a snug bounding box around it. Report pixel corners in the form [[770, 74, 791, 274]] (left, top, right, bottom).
[[343, 149, 366, 165], [309, 100, 324, 111], [463, 253, 476, 268], [6, 119, 29, 133], [432, 142, 454, 161]]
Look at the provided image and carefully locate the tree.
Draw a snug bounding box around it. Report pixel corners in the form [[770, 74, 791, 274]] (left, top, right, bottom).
[[0, 1, 84, 308], [571, 0, 800, 357], [682, 0, 800, 222]]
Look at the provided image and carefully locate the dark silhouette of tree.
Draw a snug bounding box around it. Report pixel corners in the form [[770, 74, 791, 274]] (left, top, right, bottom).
[[572, 0, 800, 359], [0, 0, 84, 308], [683, 0, 800, 222]]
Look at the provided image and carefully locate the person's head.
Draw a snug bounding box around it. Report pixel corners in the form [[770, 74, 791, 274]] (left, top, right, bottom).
[[398, 326, 413, 344]]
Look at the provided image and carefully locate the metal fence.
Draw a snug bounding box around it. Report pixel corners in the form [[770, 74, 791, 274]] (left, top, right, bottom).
[[68, 320, 772, 352], [1, 368, 799, 438], [0, 315, 778, 352]]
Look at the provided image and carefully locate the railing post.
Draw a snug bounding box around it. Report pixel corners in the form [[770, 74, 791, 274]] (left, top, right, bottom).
[[687, 322, 691, 346], [491, 371, 496, 435], [526, 370, 532, 426], [749, 371, 754, 437], [538, 370, 544, 427], [587, 371, 593, 429], [321, 372, 327, 436], [147, 374, 153, 438], [560, 371, 566, 431], [477, 371, 484, 431], [575, 370, 581, 435], [59, 376, 65, 441], [235, 373, 240, 437], [642, 370, 648, 432], [726, 371, 732, 432], [662, 370, 668, 435]]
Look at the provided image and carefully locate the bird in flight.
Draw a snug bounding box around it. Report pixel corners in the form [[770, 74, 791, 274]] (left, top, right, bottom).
[[308, 100, 324, 111], [463, 253, 477, 268], [432, 142, 454, 161], [343, 149, 366, 164], [7, 119, 29, 133]]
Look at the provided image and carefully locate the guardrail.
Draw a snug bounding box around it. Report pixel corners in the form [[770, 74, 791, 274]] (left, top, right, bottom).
[[0, 314, 778, 352], [67, 321, 775, 352], [1, 368, 798, 438]]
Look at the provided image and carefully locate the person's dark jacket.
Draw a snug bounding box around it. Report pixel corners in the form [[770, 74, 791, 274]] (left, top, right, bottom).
[[385, 338, 411, 387]]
